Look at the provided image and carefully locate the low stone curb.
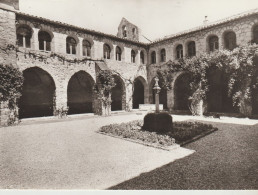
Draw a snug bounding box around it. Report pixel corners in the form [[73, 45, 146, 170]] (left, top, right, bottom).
[[179, 128, 219, 146], [96, 131, 180, 151]]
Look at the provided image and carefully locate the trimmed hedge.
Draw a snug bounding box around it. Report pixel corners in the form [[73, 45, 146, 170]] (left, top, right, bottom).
[[142, 112, 173, 133]]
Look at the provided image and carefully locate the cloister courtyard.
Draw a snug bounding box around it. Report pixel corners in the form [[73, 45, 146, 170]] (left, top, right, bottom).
[[0, 112, 257, 190]]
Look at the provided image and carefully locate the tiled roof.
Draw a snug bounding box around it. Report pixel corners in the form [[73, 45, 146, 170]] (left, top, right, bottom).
[[15, 11, 148, 47], [151, 8, 258, 44], [15, 8, 258, 46]]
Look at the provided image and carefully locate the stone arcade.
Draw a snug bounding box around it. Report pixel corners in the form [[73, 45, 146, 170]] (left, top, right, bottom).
[[1, 0, 258, 125]]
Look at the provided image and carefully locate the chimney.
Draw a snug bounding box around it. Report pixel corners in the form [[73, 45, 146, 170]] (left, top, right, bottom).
[[203, 16, 208, 25]]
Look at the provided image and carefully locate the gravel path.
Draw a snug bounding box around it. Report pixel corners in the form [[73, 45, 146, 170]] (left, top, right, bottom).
[[0, 113, 193, 189], [110, 120, 258, 189]]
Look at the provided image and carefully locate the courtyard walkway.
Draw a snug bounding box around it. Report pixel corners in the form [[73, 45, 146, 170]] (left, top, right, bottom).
[[0, 113, 193, 189], [0, 113, 257, 189]]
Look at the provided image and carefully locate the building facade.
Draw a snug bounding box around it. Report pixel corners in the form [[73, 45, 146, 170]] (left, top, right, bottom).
[[0, 0, 258, 125]]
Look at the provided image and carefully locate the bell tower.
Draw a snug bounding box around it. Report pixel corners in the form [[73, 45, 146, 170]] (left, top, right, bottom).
[[117, 17, 141, 42]]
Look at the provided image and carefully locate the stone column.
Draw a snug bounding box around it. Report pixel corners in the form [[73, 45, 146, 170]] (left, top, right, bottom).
[[32, 28, 39, 50], [78, 37, 83, 57]]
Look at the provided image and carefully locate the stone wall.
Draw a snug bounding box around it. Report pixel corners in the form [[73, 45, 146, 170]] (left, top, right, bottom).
[[0, 8, 16, 66]]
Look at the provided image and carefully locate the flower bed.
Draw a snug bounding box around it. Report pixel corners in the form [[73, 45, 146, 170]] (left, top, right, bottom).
[[98, 120, 218, 147]]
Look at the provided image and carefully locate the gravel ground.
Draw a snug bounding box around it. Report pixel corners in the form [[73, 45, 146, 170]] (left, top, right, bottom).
[[0, 113, 193, 189], [110, 119, 258, 189]]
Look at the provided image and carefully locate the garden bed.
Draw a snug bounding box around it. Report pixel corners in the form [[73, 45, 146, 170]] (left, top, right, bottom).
[[98, 120, 218, 150]]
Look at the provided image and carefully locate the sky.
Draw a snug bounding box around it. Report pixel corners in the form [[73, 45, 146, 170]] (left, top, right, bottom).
[[19, 0, 258, 41]]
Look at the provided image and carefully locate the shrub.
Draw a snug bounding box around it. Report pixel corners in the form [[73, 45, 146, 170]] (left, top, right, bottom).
[[0, 64, 23, 109], [142, 112, 173, 133]]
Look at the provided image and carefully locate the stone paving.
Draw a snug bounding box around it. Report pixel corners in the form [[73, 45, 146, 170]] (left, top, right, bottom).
[[0, 113, 194, 189]]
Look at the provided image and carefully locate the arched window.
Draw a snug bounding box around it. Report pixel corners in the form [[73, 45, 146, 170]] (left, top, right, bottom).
[[122, 25, 127, 38], [253, 25, 258, 44], [16, 26, 32, 48], [176, 44, 183, 59], [132, 28, 136, 37], [224, 32, 236, 50], [116, 46, 122, 61], [140, 51, 144, 64], [66, 37, 77, 55], [188, 41, 196, 57], [131, 50, 136, 63], [103, 44, 111, 59], [160, 49, 166, 62], [38, 31, 51, 51], [82, 40, 91, 57], [151, 51, 156, 64], [209, 36, 219, 52]]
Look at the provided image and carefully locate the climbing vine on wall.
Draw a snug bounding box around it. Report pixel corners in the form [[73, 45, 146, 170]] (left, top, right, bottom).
[[157, 43, 258, 115], [94, 70, 116, 110], [0, 63, 24, 109]]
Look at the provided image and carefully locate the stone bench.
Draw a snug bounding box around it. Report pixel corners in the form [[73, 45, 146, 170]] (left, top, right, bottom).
[[139, 104, 163, 111]]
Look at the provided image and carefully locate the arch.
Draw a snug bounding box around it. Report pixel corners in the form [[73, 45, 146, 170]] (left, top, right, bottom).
[[252, 24, 258, 44], [111, 75, 126, 111], [140, 51, 145, 64], [208, 35, 219, 52], [151, 51, 156, 64], [116, 46, 122, 61], [16, 25, 32, 48], [103, 43, 112, 59], [19, 67, 56, 119], [38, 31, 52, 51], [187, 41, 196, 57], [66, 36, 78, 55], [160, 48, 166, 62], [206, 65, 237, 113], [150, 77, 167, 109], [174, 73, 191, 111], [67, 71, 95, 115], [133, 76, 147, 109], [223, 31, 236, 50], [82, 39, 91, 57], [176, 44, 183, 59], [131, 49, 136, 63]]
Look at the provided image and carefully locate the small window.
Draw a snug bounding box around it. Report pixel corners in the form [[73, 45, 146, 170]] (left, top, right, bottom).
[[103, 44, 111, 59], [83, 40, 91, 57], [131, 50, 136, 63], [122, 25, 127, 38], [160, 49, 166, 62], [176, 45, 183, 59], [132, 28, 136, 37], [224, 32, 236, 51], [209, 36, 219, 52], [116, 46, 122, 61], [140, 51, 144, 64], [151, 51, 156, 64], [188, 41, 196, 57], [16, 26, 32, 48], [66, 37, 77, 55], [38, 31, 52, 51], [254, 25, 258, 44]]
